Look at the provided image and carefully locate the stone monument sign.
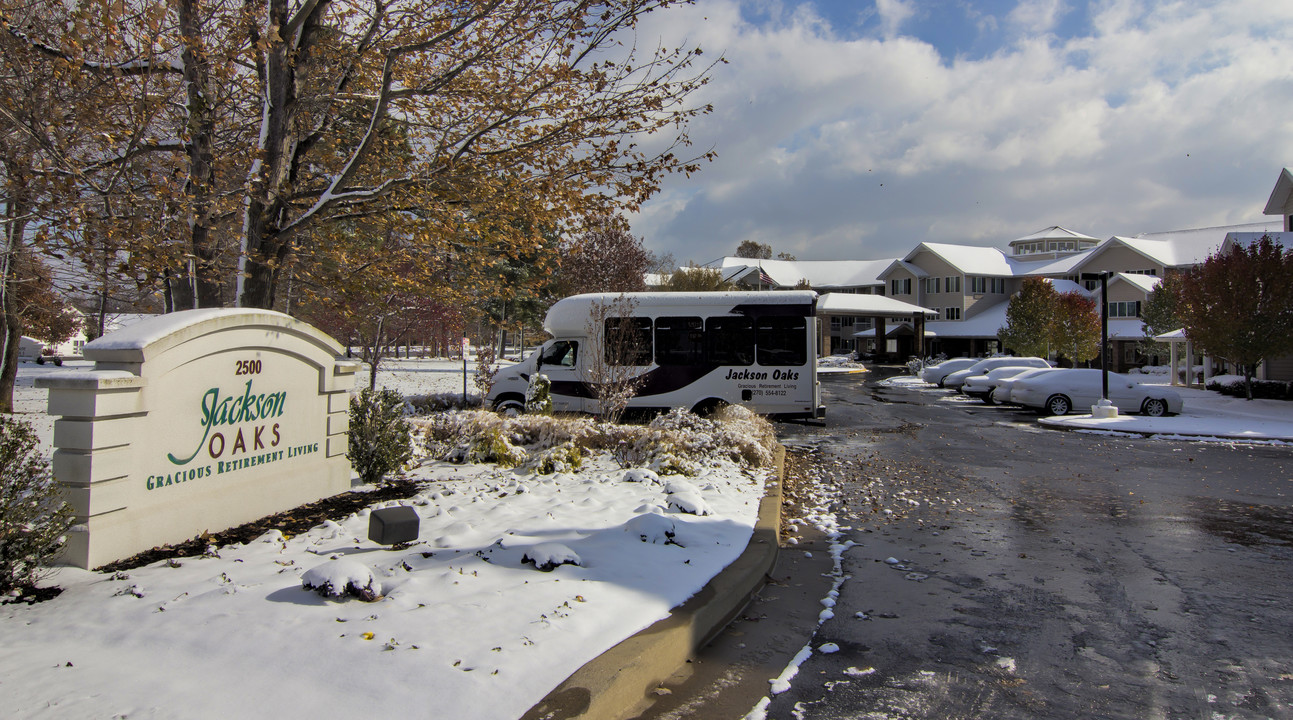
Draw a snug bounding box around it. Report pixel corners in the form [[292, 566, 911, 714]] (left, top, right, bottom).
[[37, 309, 357, 568]]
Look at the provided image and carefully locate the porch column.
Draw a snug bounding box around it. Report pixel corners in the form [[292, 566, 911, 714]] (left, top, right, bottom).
[[913, 313, 926, 359], [1169, 340, 1178, 386], [1185, 340, 1194, 387], [875, 317, 887, 362]]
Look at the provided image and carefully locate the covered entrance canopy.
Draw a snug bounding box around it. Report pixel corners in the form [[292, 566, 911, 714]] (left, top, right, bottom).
[[815, 292, 938, 360]]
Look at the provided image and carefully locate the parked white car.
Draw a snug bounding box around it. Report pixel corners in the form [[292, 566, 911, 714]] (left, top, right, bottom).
[[992, 367, 1062, 405], [919, 358, 978, 387], [942, 356, 1051, 391], [1011, 368, 1184, 417], [961, 366, 1042, 404]]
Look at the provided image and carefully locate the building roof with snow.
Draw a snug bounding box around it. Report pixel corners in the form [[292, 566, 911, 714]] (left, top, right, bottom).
[[718, 257, 897, 289]]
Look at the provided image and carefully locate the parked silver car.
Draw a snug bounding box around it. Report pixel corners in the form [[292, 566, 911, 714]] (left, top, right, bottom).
[[919, 358, 978, 387], [942, 356, 1051, 391], [992, 368, 1061, 405], [1011, 368, 1184, 416], [961, 366, 1040, 404]]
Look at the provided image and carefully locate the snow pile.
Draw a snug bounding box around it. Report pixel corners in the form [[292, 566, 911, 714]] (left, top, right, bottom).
[[624, 513, 678, 545], [301, 558, 381, 601], [521, 543, 583, 572]]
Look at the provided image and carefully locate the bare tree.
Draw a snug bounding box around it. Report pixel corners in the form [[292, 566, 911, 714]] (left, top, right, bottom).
[[559, 216, 651, 295], [583, 295, 649, 423]]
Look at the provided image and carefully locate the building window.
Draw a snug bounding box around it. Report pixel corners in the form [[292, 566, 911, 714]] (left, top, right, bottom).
[[830, 317, 841, 331], [944, 307, 962, 320], [946, 276, 961, 292], [841, 316, 855, 327], [971, 277, 1005, 294], [923, 277, 941, 294], [1108, 301, 1142, 318], [890, 278, 912, 295], [1126, 269, 1158, 276]]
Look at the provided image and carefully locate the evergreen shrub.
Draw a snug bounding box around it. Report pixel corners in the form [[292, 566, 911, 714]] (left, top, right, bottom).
[[347, 388, 413, 485]]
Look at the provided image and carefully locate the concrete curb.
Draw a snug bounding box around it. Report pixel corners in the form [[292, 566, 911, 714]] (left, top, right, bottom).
[[521, 445, 786, 720], [1037, 417, 1293, 442]]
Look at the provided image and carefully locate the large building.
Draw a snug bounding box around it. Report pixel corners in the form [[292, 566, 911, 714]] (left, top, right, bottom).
[[715, 169, 1293, 380]]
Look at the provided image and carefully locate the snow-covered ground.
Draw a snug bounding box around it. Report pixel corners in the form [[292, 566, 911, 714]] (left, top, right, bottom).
[[0, 358, 770, 719], [883, 373, 1293, 443]]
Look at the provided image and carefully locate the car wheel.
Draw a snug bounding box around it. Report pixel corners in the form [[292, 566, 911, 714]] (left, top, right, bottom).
[[35, 356, 44, 365], [1045, 394, 1072, 416], [1142, 398, 1168, 417], [492, 396, 525, 417]]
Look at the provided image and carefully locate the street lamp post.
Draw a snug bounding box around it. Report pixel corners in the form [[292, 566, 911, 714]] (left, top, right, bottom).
[[1082, 271, 1116, 417], [1100, 271, 1109, 401]]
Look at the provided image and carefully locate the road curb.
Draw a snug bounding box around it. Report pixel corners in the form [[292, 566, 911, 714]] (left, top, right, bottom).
[[1037, 417, 1293, 442], [521, 444, 786, 720]]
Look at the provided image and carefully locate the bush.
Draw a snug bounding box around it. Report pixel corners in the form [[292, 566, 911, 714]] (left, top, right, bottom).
[[0, 417, 72, 595], [414, 406, 778, 475], [525, 373, 554, 415], [348, 388, 414, 486], [1206, 378, 1293, 401]]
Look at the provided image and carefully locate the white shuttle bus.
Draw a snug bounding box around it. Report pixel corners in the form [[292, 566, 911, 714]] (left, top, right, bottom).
[[486, 291, 825, 420]]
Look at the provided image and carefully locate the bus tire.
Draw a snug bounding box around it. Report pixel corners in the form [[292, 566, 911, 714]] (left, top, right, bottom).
[[691, 398, 727, 417], [492, 394, 525, 417]]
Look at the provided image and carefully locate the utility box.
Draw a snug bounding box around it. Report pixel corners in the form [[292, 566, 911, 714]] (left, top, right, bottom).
[[369, 506, 420, 545]]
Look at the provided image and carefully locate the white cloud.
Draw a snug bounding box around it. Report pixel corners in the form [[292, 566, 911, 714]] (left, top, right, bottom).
[[1007, 0, 1068, 35], [630, 0, 1293, 264], [874, 0, 916, 39]]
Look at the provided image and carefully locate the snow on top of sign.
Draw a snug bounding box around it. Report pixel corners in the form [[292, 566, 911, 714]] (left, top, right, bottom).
[[86, 309, 278, 351]]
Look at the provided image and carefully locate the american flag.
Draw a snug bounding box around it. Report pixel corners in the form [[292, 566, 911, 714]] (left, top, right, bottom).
[[758, 267, 775, 285]]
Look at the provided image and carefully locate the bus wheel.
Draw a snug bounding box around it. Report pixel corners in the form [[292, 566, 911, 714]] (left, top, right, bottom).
[[492, 396, 525, 417], [691, 398, 727, 417]]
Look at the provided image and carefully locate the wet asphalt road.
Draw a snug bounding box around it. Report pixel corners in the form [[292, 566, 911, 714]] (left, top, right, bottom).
[[765, 370, 1293, 720]]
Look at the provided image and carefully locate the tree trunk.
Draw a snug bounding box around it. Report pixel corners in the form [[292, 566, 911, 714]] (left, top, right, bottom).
[[178, 0, 223, 308], [0, 299, 19, 414], [237, 0, 322, 309], [0, 183, 27, 412]]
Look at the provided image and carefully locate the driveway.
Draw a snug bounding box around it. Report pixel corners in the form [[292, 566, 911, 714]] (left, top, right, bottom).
[[760, 369, 1293, 719]]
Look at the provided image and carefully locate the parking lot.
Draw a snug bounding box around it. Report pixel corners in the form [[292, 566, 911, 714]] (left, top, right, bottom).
[[762, 369, 1293, 719]]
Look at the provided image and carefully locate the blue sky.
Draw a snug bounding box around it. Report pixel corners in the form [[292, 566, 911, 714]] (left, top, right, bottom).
[[630, 0, 1293, 265]]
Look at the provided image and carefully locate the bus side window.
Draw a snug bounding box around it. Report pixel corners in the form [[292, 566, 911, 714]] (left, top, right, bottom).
[[706, 316, 754, 366], [604, 317, 653, 366], [542, 341, 578, 368], [755, 316, 807, 366], [655, 316, 704, 365]]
